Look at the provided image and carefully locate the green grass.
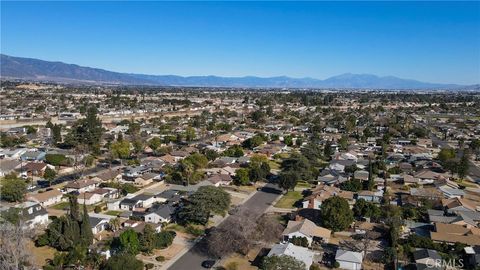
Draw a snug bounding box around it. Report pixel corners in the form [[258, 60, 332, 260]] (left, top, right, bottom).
[[274, 191, 303, 209], [50, 202, 70, 210], [104, 210, 122, 216], [267, 160, 281, 170], [164, 224, 188, 233], [295, 181, 311, 189]]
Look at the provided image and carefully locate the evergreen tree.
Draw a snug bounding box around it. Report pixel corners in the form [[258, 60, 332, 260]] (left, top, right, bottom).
[[80, 203, 94, 247]]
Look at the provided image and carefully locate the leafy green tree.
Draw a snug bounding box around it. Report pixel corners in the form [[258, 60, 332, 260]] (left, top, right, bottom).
[[340, 178, 362, 192], [119, 229, 140, 255], [242, 135, 265, 149], [290, 236, 309, 247], [177, 186, 231, 225], [283, 135, 293, 146], [1, 207, 21, 225], [234, 168, 250, 186], [0, 173, 27, 202], [148, 137, 162, 151], [278, 171, 299, 191], [320, 196, 354, 232], [281, 153, 312, 181], [44, 167, 57, 183], [154, 231, 176, 249], [110, 140, 131, 160], [140, 224, 156, 254], [261, 255, 306, 270], [103, 253, 144, 270], [223, 145, 244, 157], [353, 199, 381, 219], [203, 149, 219, 161], [67, 106, 103, 152], [183, 153, 209, 170], [45, 154, 68, 167], [185, 127, 196, 141], [437, 148, 456, 163]]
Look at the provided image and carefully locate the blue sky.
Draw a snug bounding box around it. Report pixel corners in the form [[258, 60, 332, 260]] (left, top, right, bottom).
[[1, 1, 479, 84]]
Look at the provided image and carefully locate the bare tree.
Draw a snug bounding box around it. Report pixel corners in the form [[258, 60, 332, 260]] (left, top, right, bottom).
[[0, 222, 34, 270], [206, 211, 284, 258]]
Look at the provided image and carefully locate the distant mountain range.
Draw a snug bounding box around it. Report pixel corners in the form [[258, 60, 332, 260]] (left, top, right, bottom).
[[0, 54, 473, 89]]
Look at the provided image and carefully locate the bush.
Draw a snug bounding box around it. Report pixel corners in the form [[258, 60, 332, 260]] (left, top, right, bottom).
[[35, 233, 50, 247], [154, 231, 175, 249], [94, 205, 102, 213], [186, 225, 204, 237], [145, 263, 154, 269], [310, 264, 321, 270], [334, 261, 340, 268], [155, 256, 165, 262]]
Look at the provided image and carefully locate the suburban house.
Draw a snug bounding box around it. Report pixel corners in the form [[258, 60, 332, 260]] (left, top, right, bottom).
[[133, 172, 159, 187], [23, 162, 50, 176], [0, 159, 22, 177], [430, 223, 480, 245], [119, 193, 157, 211], [356, 190, 384, 203], [89, 216, 110, 235], [27, 189, 63, 207], [20, 151, 46, 161], [335, 249, 364, 270], [207, 173, 233, 187], [282, 218, 331, 246], [302, 184, 354, 209], [413, 248, 441, 265], [155, 190, 180, 203], [91, 168, 123, 182], [267, 242, 314, 270], [15, 201, 49, 228], [77, 192, 104, 205], [143, 204, 176, 224], [65, 179, 98, 193]]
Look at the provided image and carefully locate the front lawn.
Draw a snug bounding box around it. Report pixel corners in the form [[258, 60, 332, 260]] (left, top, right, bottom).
[[274, 191, 303, 209], [104, 210, 122, 216], [50, 202, 70, 210]]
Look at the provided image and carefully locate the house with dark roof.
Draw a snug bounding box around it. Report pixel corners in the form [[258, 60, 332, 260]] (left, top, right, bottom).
[[413, 248, 441, 265], [143, 204, 176, 224]]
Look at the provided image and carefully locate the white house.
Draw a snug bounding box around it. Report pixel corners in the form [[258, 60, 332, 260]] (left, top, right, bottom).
[[16, 201, 49, 229], [26, 189, 64, 207], [89, 216, 110, 235], [78, 192, 104, 205], [335, 249, 364, 270], [144, 204, 176, 224], [267, 243, 314, 270]]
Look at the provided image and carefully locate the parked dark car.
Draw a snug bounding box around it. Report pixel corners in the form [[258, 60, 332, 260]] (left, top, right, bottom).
[[201, 260, 216, 268]]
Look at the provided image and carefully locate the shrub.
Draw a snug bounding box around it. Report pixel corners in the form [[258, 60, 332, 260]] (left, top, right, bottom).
[[94, 205, 102, 213], [145, 263, 154, 269], [155, 256, 165, 262], [334, 261, 340, 268]]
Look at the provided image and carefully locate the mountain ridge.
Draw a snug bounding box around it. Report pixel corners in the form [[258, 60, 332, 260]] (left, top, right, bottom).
[[0, 54, 468, 89]]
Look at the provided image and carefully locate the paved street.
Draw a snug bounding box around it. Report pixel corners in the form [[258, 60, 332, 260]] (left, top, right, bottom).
[[167, 183, 282, 270]]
